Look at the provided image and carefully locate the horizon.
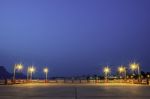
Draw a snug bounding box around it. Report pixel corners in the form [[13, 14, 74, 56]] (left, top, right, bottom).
[[0, 62, 149, 78]]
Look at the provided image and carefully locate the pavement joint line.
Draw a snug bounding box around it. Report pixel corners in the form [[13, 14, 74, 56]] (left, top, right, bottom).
[[74, 86, 78, 99]]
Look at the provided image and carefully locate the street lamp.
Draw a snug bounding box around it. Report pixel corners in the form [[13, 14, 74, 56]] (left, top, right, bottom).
[[28, 66, 35, 81], [130, 62, 140, 81], [43, 67, 48, 83], [118, 66, 126, 79], [13, 63, 23, 83], [103, 66, 110, 82]]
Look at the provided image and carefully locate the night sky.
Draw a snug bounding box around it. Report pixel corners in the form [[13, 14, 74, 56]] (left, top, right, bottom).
[[0, 0, 150, 77]]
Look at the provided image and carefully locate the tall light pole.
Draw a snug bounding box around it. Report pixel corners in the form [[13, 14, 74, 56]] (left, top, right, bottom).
[[103, 66, 110, 82], [43, 68, 48, 83], [27, 67, 30, 81], [118, 66, 126, 79], [13, 64, 23, 83], [130, 62, 140, 81], [28, 66, 35, 81]]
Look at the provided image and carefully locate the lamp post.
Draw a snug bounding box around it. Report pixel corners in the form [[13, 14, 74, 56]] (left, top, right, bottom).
[[130, 62, 140, 81], [103, 66, 110, 82], [118, 66, 126, 80], [27, 67, 30, 81], [13, 64, 23, 83], [43, 68, 48, 83], [28, 66, 35, 82]]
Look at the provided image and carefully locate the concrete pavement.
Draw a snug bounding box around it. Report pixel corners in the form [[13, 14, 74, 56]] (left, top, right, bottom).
[[0, 83, 150, 99]]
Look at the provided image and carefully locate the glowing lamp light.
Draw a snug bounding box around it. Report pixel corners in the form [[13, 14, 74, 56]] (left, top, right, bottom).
[[27, 66, 35, 81], [104, 67, 110, 74], [43, 67, 48, 82], [118, 66, 125, 73], [13, 63, 24, 83], [130, 62, 139, 71], [16, 64, 23, 70], [103, 66, 110, 82], [43, 68, 48, 73], [28, 66, 35, 73], [129, 62, 141, 81]]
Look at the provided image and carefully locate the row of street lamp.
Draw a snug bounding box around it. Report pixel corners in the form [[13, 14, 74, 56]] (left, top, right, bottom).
[[13, 62, 140, 83], [13, 64, 48, 83], [103, 62, 140, 81]]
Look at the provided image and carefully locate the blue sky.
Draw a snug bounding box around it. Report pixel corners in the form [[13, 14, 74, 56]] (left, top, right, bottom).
[[0, 0, 150, 77]]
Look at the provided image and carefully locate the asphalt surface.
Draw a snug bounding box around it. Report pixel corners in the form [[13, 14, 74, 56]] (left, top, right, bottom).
[[0, 83, 150, 99]]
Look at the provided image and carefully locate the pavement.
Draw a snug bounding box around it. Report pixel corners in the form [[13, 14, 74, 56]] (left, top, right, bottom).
[[0, 83, 150, 99]]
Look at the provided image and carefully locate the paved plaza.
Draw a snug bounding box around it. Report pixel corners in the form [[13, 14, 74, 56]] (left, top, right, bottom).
[[0, 83, 150, 99]]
